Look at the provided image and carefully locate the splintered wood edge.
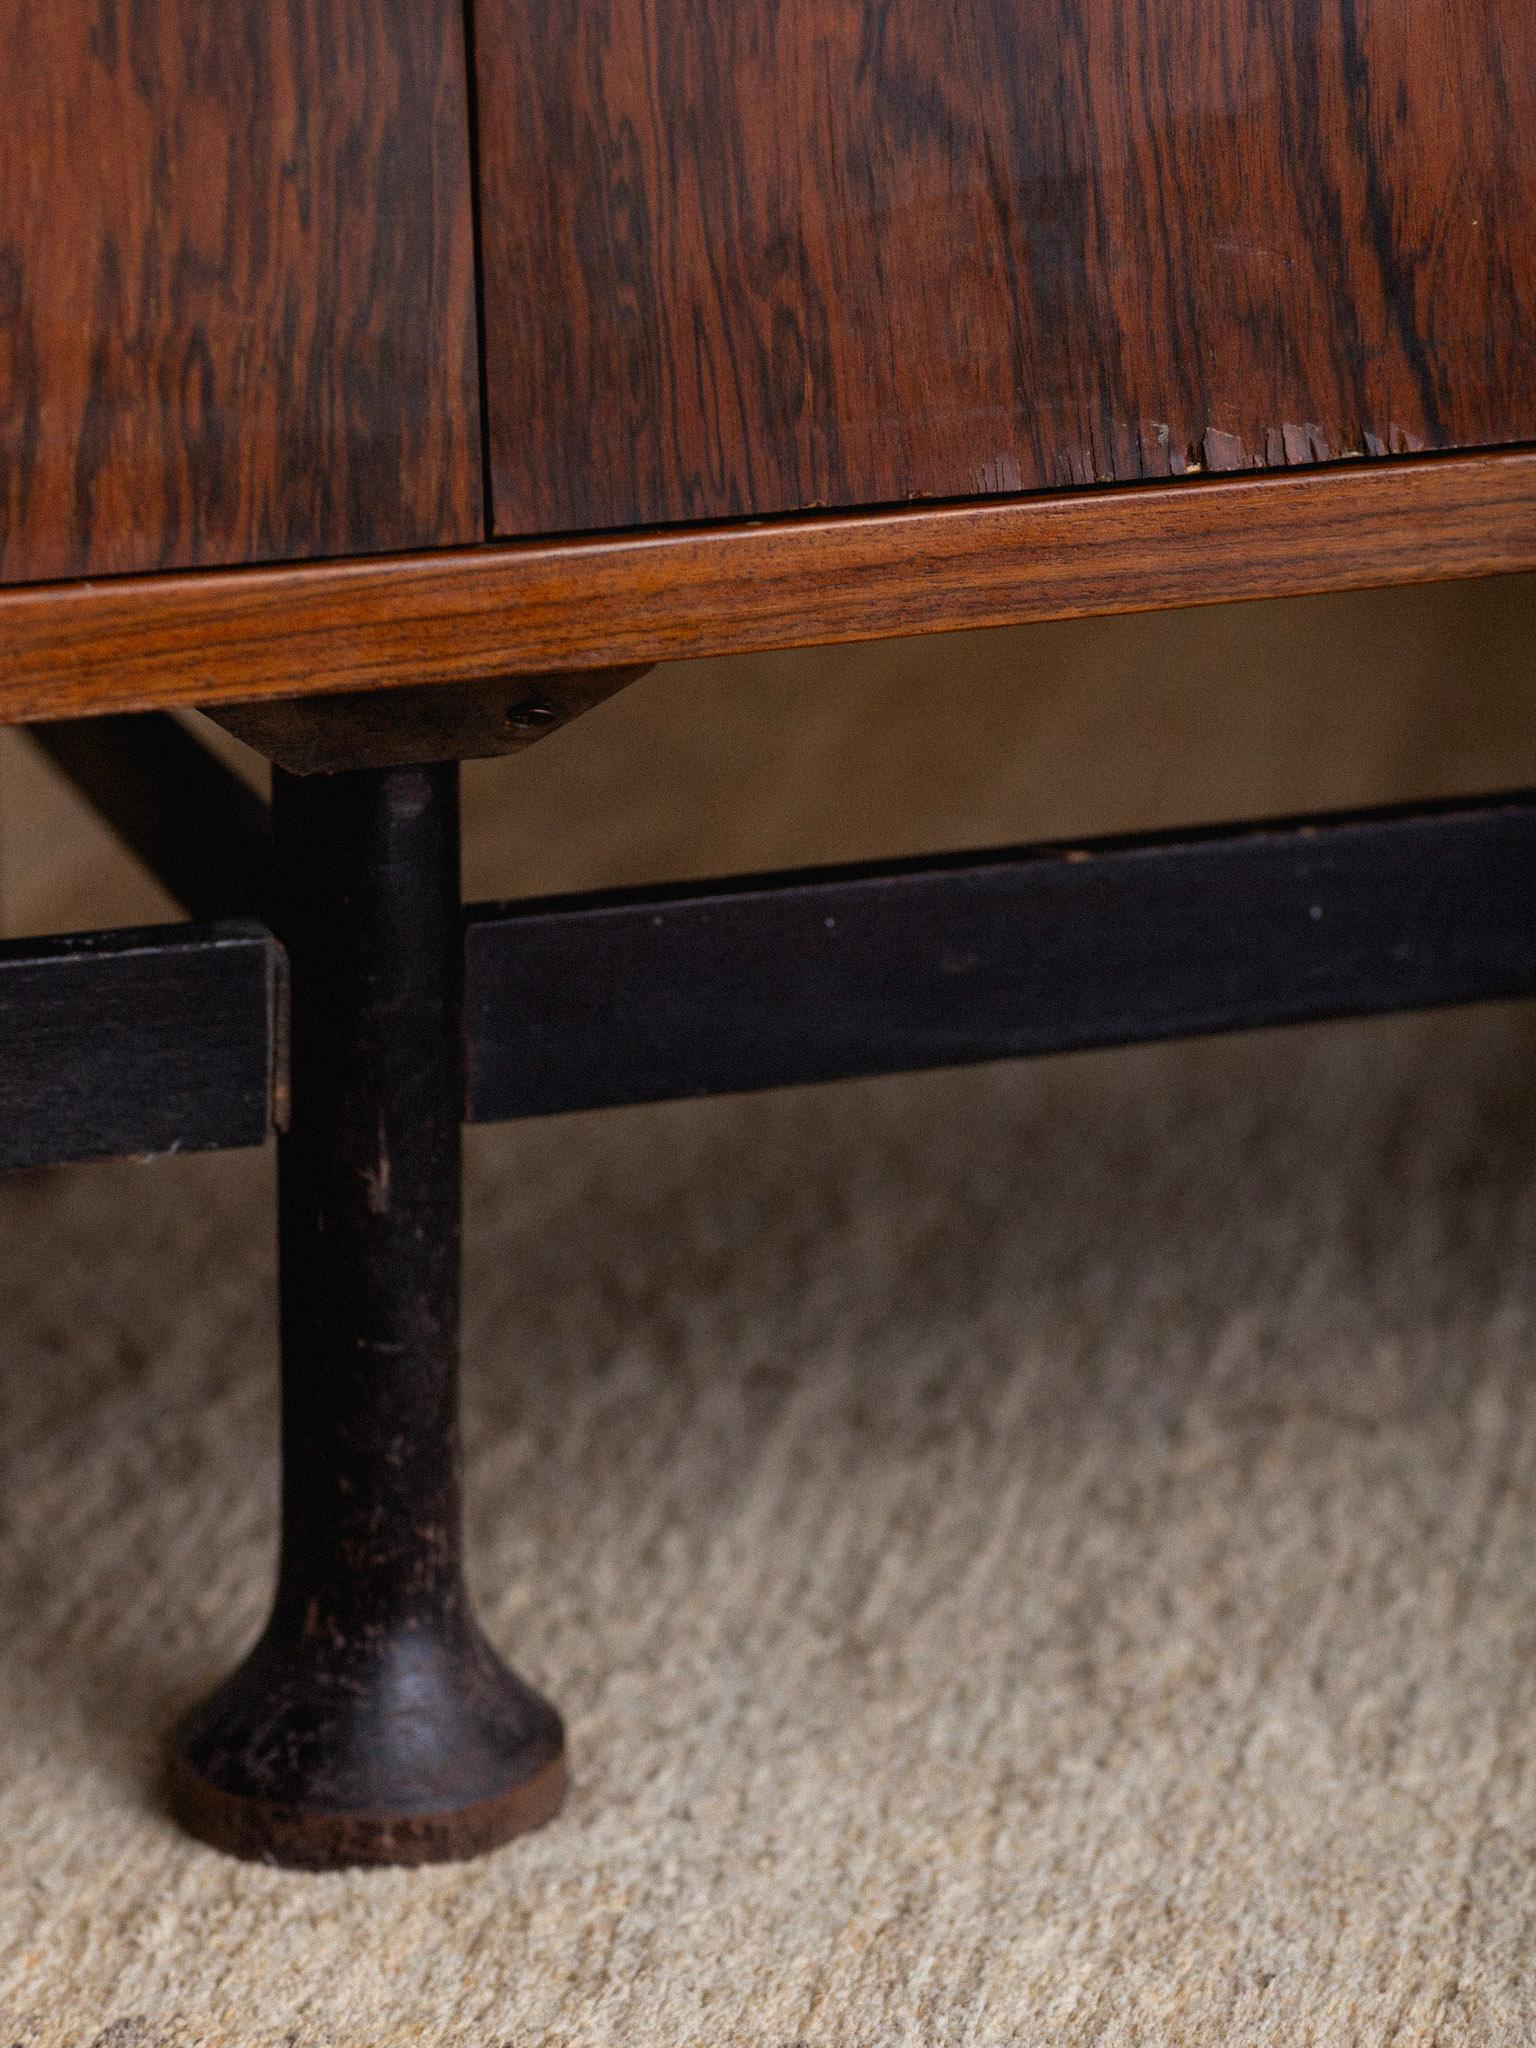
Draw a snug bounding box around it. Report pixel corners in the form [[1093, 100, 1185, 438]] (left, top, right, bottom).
[[2, 449, 1534, 724]]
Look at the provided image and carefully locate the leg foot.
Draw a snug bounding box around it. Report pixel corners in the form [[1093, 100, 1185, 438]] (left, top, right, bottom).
[[170, 762, 564, 1868], [170, 1617, 565, 1867]]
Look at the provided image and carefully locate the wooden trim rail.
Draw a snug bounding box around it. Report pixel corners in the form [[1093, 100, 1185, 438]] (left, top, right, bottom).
[[2, 451, 1534, 723]]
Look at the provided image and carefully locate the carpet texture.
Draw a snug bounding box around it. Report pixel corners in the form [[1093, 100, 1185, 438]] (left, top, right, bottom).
[[3, 574, 1536, 2045]]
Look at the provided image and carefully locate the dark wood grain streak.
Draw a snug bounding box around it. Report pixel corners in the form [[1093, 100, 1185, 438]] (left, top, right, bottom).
[[0, 452, 1532, 723], [0, 0, 483, 584], [475, 0, 1536, 536]]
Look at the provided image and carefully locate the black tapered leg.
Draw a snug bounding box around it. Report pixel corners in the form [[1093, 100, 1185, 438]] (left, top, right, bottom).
[[170, 762, 565, 1867]]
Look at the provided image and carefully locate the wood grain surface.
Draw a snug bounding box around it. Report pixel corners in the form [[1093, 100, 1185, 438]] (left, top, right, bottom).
[[0, 0, 482, 585], [1, 451, 1533, 723], [475, 0, 1536, 537]]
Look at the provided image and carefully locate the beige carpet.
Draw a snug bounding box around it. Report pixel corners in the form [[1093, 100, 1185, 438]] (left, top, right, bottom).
[[4, 574, 1536, 2045]]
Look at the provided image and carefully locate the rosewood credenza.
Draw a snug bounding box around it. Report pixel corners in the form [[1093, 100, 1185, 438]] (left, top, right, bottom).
[[3, 0, 1535, 1866]]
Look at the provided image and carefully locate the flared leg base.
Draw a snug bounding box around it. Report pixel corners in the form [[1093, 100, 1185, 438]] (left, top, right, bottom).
[[169, 1617, 567, 1869]]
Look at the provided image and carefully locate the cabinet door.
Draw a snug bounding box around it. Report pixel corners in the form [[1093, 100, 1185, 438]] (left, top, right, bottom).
[[474, 0, 1536, 539], [0, 0, 483, 585]]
